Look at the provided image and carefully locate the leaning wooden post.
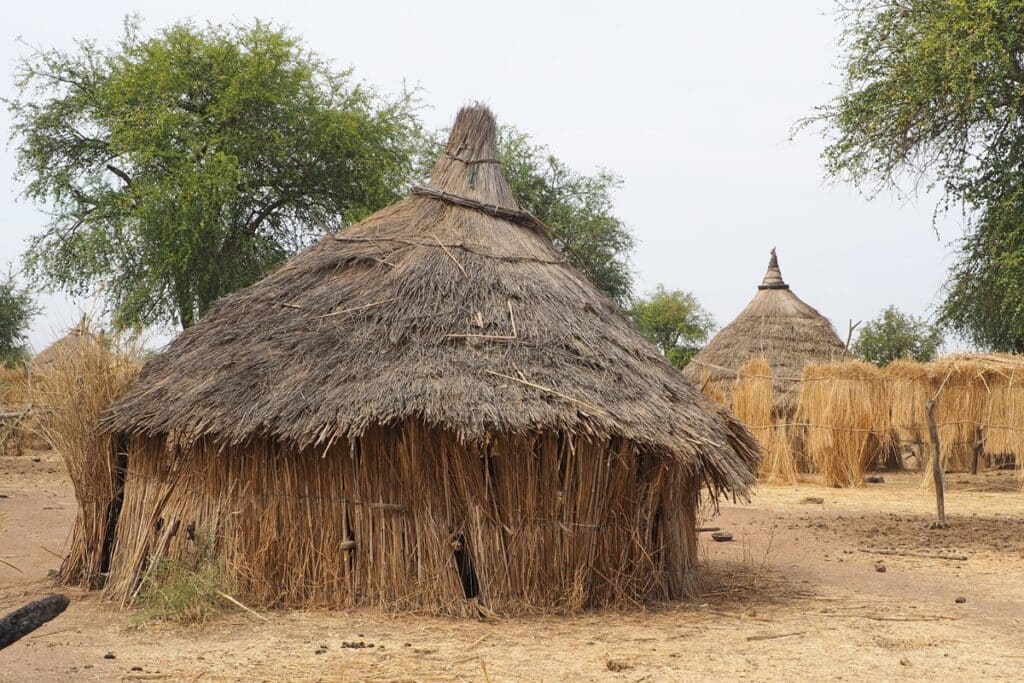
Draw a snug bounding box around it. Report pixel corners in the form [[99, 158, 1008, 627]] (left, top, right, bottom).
[[924, 400, 948, 527]]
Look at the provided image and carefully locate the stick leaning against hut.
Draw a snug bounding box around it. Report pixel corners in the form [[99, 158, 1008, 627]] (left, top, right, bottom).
[[89, 105, 759, 615]]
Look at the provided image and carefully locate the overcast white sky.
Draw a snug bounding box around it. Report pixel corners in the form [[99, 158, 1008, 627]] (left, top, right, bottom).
[[0, 0, 963, 352]]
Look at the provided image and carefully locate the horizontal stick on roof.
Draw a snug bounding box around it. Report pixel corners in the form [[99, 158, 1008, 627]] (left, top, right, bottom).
[[411, 185, 551, 236], [485, 370, 606, 415], [447, 300, 518, 340], [315, 298, 401, 319]]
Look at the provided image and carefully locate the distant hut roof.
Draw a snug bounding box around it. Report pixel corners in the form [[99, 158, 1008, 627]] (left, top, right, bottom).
[[684, 250, 845, 402], [30, 317, 97, 370], [104, 105, 758, 495]]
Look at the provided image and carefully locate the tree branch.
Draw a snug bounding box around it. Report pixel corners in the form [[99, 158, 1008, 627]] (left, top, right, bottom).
[[247, 197, 290, 233], [105, 164, 132, 187]]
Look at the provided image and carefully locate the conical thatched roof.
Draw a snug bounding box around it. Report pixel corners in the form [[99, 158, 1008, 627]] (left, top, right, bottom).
[[683, 250, 845, 402], [104, 105, 757, 494], [30, 317, 98, 370]]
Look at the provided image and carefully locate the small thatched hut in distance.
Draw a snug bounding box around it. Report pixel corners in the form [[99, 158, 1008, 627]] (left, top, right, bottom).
[[97, 105, 758, 614], [683, 250, 845, 408], [30, 317, 98, 372]]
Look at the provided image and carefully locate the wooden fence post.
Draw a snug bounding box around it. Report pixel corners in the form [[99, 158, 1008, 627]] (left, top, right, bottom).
[[924, 400, 948, 527]]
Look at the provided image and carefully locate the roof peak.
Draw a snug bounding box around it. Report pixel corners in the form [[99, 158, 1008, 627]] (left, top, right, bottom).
[[424, 104, 517, 209], [757, 248, 789, 290]]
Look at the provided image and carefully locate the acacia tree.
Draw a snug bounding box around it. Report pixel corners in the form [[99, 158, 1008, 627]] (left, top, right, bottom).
[[417, 127, 636, 304], [852, 306, 943, 366], [498, 129, 635, 304], [627, 285, 714, 368], [0, 275, 39, 367], [8, 18, 421, 329], [805, 1, 1024, 351]]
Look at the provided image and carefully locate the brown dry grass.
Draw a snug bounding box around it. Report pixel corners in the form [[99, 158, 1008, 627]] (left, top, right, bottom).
[[32, 330, 141, 588], [711, 355, 1024, 490], [731, 357, 797, 484], [104, 429, 701, 615], [0, 365, 33, 456], [795, 361, 890, 488]]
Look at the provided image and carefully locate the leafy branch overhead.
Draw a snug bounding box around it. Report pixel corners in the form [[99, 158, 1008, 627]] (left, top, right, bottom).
[[806, 0, 1024, 351], [8, 17, 422, 330]]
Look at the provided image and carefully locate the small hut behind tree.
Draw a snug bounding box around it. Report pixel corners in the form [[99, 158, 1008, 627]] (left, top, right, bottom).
[[95, 105, 758, 614], [30, 317, 98, 372], [683, 250, 845, 409]]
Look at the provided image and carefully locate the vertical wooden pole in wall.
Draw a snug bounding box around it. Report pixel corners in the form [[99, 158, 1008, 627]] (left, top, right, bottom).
[[971, 428, 983, 476]]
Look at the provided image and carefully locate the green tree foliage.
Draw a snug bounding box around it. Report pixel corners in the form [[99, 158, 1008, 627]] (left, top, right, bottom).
[[8, 18, 421, 329], [941, 194, 1024, 351], [805, 1, 1024, 351], [627, 285, 714, 368], [0, 275, 39, 366], [852, 306, 943, 366], [498, 129, 634, 304], [417, 127, 635, 304]]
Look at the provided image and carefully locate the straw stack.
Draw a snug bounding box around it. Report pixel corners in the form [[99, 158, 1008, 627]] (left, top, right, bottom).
[[731, 357, 797, 484], [33, 329, 141, 588], [795, 361, 890, 487]]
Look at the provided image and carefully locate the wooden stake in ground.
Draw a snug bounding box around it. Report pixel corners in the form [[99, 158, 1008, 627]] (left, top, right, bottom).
[[0, 594, 70, 650], [924, 400, 949, 527], [971, 428, 983, 476]]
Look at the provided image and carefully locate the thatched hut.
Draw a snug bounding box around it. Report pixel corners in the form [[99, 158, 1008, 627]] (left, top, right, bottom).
[[30, 317, 98, 371], [97, 105, 758, 614], [684, 250, 845, 408]]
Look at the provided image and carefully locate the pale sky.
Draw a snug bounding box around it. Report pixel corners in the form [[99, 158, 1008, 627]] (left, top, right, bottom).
[[0, 1, 962, 352]]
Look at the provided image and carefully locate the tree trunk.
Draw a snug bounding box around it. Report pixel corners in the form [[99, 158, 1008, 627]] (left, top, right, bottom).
[[174, 279, 195, 329]]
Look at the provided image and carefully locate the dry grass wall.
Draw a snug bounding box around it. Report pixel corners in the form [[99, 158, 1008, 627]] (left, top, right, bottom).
[[731, 358, 798, 484], [103, 426, 700, 615]]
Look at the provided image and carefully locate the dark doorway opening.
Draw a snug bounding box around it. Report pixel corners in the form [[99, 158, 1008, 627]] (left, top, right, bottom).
[[98, 437, 129, 588], [453, 533, 479, 599]]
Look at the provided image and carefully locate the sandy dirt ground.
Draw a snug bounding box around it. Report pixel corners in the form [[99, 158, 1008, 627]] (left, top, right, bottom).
[[2, 449, 1023, 681]]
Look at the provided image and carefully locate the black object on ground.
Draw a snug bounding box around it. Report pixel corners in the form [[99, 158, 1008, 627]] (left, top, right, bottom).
[[0, 594, 70, 651]]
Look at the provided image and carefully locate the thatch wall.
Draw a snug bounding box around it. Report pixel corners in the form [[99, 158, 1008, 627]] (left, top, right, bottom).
[[103, 425, 699, 614], [31, 330, 141, 587]]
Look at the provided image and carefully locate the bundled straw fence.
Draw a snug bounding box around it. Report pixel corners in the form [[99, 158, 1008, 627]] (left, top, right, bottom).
[[32, 332, 142, 588], [698, 354, 1024, 488], [730, 358, 798, 485]]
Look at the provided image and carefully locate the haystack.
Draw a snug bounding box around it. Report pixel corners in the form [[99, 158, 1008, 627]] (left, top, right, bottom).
[[95, 105, 758, 614], [684, 250, 845, 410]]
